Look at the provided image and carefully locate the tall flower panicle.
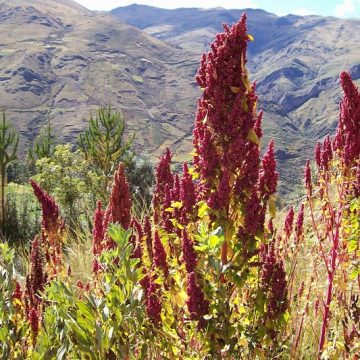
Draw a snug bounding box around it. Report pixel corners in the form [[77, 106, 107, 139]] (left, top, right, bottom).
[[334, 72, 360, 166], [12, 281, 22, 301], [193, 14, 266, 205], [103, 163, 132, 234], [295, 204, 305, 239], [130, 218, 143, 260], [260, 242, 287, 320], [304, 160, 312, 196], [180, 162, 197, 214], [146, 279, 162, 325], [182, 230, 197, 273], [92, 201, 105, 257], [27, 236, 46, 307], [244, 190, 264, 236], [30, 180, 61, 233], [153, 148, 174, 211], [186, 272, 209, 325], [315, 142, 322, 168], [258, 140, 278, 198], [208, 170, 231, 211], [153, 231, 168, 275], [284, 207, 295, 238], [29, 307, 40, 344], [321, 136, 333, 171], [143, 216, 153, 261]]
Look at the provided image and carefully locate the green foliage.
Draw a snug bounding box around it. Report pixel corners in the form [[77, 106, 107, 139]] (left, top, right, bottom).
[[28, 122, 56, 163], [0, 111, 19, 228], [0, 243, 29, 359], [125, 154, 155, 214], [2, 185, 41, 245], [34, 144, 100, 225], [79, 106, 134, 195]]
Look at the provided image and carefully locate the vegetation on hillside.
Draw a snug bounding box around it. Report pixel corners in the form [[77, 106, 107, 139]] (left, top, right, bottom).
[[0, 14, 359, 359]]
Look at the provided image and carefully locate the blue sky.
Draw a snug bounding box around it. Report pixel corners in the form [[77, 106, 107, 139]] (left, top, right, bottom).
[[75, 0, 360, 17]]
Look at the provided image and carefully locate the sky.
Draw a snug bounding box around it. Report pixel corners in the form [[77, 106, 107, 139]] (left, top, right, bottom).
[[75, 0, 360, 17]]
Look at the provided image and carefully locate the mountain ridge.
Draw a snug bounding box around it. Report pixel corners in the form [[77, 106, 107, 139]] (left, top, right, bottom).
[[1, 0, 360, 195]]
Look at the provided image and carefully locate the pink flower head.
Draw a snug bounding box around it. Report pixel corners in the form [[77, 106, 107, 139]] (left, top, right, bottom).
[[12, 281, 22, 301], [295, 204, 305, 239], [92, 201, 105, 256], [182, 230, 197, 273], [29, 236, 46, 300], [254, 111, 263, 139], [258, 140, 278, 198], [244, 190, 264, 236], [103, 163, 132, 233], [30, 180, 61, 233], [334, 72, 360, 166], [146, 279, 162, 325], [208, 170, 231, 211], [153, 231, 168, 275], [180, 162, 197, 213], [284, 207, 295, 238], [193, 14, 262, 205], [143, 216, 153, 261], [29, 307, 40, 344], [186, 272, 209, 324], [321, 136, 333, 171], [153, 148, 174, 209], [304, 160, 312, 196], [315, 142, 322, 168], [260, 242, 287, 319]]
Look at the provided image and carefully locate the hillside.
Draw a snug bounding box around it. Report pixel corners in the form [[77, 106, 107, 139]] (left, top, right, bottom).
[[1, 1, 360, 196], [112, 5, 360, 193], [0, 0, 199, 163]]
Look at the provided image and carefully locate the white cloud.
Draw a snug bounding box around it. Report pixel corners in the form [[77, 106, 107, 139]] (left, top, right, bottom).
[[74, 0, 258, 11], [334, 0, 356, 17]]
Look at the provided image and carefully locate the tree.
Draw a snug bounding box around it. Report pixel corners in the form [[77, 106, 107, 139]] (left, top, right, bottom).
[[79, 106, 134, 194], [28, 122, 55, 162], [0, 111, 19, 228]]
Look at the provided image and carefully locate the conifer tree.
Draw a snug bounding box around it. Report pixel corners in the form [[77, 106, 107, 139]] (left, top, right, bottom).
[[0, 111, 19, 227], [79, 106, 134, 193], [28, 122, 55, 162]]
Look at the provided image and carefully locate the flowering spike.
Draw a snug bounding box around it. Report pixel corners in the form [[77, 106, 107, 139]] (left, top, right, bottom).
[[180, 162, 197, 214], [260, 242, 287, 320], [153, 148, 174, 210], [29, 236, 46, 303], [29, 307, 40, 345], [334, 72, 360, 165], [186, 272, 209, 325], [295, 204, 305, 239], [146, 279, 162, 325], [92, 201, 105, 256], [284, 207, 295, 238], [304, 160, 312, 196], [103, 163, 132, 233], [254, 110, 263, 139], [143, 216, 153, 261], [153, 231, 168, 275], [182, 230, 197, 273], [193, 14, 263, 204], [30, 180, 61, 233], [258, 140, 278, 198]]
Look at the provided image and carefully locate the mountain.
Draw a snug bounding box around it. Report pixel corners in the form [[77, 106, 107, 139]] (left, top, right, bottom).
[[112, 5, 360, 194], [0, 0, 199, 163], [1, 1, 360, 197]]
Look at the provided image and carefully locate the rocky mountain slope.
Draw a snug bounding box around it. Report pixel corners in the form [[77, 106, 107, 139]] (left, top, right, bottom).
[[1, 0, 360, 196], [0, 0, 199, 162], [112, 5, 360, 193]]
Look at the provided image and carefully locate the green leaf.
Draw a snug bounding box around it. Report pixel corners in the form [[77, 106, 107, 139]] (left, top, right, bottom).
[[247, 128, 260, 146]]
